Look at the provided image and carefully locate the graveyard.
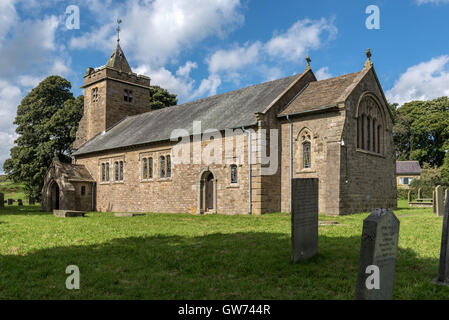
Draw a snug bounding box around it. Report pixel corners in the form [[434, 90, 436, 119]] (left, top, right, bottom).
[[0, 199, 449, 300]]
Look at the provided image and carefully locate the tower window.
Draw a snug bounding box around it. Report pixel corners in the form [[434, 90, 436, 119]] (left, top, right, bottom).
[[124, 89, 133, 103], [81, 186, 86, 196], [92, 87, 99, 102], [230, 165, 238, 184]]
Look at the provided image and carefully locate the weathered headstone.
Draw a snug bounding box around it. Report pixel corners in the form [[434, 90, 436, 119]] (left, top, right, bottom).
[[291, 178, 319, 263], [356, 208, 400, 300], [436, 186, 445, 217], [408, 190, 412, 203], [18, 199, 23, 206], [28, 197, 35, 205], [433, 191, 437, 214], [114, 213, 146, 217], [53, 210, 85, 218], [7, 199, 13, 205], [0, 193, 4, 208], [418, 188, 423, 200], [435, 190, 449, 284]]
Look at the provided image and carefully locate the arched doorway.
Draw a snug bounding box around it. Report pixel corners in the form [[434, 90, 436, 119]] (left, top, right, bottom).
[[50, 181, 60, 210], [199, 170, 216, 213]]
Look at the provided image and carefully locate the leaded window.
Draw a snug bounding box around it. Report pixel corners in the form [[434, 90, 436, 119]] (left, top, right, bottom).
[[230, 165, 238, 184]]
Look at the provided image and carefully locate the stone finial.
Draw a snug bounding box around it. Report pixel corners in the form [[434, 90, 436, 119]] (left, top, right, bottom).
[[305, 55, 312, 70], [364, 48, 373, 68]]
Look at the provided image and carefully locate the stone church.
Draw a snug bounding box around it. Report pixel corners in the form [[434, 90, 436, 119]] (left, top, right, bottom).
[[41, 39, 397, 215]]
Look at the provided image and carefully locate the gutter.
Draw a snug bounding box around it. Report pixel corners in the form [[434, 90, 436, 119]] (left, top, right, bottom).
[[242, 126, 252, 214], [277, 105, 339, 119]]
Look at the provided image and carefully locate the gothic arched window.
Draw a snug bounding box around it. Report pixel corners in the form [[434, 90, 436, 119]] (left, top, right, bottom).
[[298, 129, 313, 170], [303, 142, 311, 169], [357, 95, 385, 154]]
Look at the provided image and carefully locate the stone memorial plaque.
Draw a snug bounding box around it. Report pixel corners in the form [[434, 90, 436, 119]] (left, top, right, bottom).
[[53, 210, 85, 218], [356, 208, 400, 300], [291, 178, 318, 263], [436, 191, 449, 284]]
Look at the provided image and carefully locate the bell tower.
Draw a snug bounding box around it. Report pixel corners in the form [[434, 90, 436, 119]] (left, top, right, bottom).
[[74, 20, 151, 150]]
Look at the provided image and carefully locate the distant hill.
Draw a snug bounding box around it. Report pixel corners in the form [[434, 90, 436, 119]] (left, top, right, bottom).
[[0, 176, 27, 201]]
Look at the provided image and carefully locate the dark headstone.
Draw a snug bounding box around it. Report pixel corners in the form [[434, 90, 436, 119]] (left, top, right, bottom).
[[7, 199, 13, 205], [53, 210, 85, 218], [18, 199, 23, 206], [356, 208, 400, 300], [291, 178, 319, 263], [418, 188, 423, 200], [433, 191, 437, 214], [0, 193, 3, 208], [408, 190, 412, 203], [436, 190, 449, 284], [436, 186, 444, 217], [28, 197, 35, 205]]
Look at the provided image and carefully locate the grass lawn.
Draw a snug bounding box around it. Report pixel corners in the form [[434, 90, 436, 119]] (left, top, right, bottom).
[[0, 199, 448, 300], [0, 178, 27, 202]]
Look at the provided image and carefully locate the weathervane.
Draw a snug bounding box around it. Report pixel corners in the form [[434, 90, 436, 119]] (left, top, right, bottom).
[[116, 19, 122, 43]]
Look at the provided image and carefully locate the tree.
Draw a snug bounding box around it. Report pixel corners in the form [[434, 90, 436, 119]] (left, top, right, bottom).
[[410, 163, 449, 197], [3, 76, 83, 200], [149, 85, 178, 111], [393, 97, 449, 167]]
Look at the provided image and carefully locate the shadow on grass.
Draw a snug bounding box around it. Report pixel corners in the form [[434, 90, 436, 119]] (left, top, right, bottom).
[[0, 205, 48, 216], [0, 231, 448, 300]]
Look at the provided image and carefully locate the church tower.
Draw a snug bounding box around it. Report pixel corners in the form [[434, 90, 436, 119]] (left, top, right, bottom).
[[73, 23, 151, 150]]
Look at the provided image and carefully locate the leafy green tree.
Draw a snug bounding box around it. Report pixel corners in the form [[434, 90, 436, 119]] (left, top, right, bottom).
[[409, 163, 449, 198], [393, 97, 449, 167], [3, 76, 83, 200], [149, 85, 178, 111]]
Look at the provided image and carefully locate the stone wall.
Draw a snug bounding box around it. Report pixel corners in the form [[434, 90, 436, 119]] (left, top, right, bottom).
[[339, 68, 397, 214], [75, 131, 255, 215]]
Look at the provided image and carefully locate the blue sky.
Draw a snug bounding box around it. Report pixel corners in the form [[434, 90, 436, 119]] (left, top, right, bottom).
[[1, 0, 449, 171]]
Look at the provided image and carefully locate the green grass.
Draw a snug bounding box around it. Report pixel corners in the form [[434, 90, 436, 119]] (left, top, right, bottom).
[[0, 200, 448, 300]]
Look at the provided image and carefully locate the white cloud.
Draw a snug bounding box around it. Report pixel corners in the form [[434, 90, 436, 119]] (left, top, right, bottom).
[[0, 0, 18, 43], [208, 42, 262, 74], [386, 55, 449, 105], [71, 0, 244, 68], [265, 18, 337, 62], [315, 67, 332, 80]]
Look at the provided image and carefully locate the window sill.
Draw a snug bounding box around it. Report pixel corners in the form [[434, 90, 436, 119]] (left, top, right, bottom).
[[157, 177, 172, 182], [141, 179, 155, 183], [356, 149, 384, 158], [227, 183, 240, 189], [112, 181, 125, 184], [296, 169, 316, 174]]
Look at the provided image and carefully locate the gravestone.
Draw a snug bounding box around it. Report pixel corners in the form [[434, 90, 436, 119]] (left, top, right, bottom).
[[433, 191, 437, 214], [418, 188, 423, 200], [435, 190, 449, 284], [18, 199, 23, 206], [408, 190, 412, 203], [114, 213, 146, 217], [7, 199, 13, 205], [291, 178, 319, 263], [53, 210, 85, 218], [356, 208, 400, 300], [436, 186, 444, 217], [28, 197, 35, 205], [0, 193, 3, 208]]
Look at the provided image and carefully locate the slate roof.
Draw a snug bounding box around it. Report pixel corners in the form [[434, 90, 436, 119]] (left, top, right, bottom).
[[396, 161, 422, 175], [279, 71, 364, 116], [56, 160, 95, 182], [73, 73, 301, 156]]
